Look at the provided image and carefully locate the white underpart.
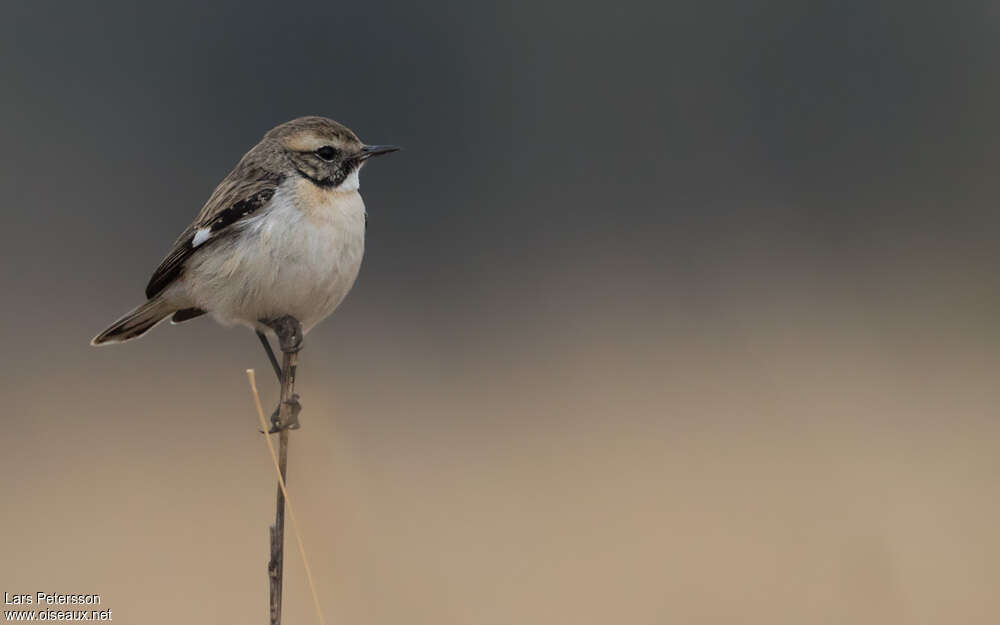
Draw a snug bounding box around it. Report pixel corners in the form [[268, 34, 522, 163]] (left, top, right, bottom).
[[192, 227, 212, 247], [174, 177, 366, 334]]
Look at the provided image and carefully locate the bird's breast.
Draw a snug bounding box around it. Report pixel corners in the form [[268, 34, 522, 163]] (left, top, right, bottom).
[[257, 177, 366, 269], [186, 177, 366, 331]]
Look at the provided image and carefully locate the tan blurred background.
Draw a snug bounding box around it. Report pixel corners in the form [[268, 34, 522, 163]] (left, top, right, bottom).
[[3, 2, 1000, 623]]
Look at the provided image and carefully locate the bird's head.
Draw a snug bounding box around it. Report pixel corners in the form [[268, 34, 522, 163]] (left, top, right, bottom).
[[263, 116, 399, 191]]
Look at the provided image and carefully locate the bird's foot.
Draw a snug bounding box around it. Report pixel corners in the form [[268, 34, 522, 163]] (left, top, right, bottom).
[[259, 394, 302, 433], [262, 315, 303, 354]]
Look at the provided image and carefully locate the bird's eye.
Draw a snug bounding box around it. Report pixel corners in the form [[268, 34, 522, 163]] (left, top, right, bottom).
[[316, 146, 337, 161]]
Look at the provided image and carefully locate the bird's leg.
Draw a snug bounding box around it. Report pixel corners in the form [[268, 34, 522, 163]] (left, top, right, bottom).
[[259, 316, 303, 432], [255, 331, 290, 432], [262, 315, 303, 354], [256, 331, 282, 383]]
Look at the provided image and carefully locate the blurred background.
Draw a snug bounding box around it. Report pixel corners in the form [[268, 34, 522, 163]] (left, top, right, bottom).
[[2, 1, 999, 623]]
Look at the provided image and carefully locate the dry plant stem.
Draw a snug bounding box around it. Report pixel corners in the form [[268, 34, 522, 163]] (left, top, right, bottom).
[[268, 346, 299, 625], [248, 369, 326, 625]]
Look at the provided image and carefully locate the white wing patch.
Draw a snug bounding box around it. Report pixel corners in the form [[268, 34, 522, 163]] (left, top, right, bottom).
[[192, 227, 212, 248]]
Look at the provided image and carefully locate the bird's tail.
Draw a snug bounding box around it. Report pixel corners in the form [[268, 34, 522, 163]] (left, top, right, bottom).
[[91, 297, 174, 345]]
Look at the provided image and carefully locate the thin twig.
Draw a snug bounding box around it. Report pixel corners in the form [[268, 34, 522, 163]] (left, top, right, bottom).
[[272, 346, 295, 625], [248, 369, 326, 625]]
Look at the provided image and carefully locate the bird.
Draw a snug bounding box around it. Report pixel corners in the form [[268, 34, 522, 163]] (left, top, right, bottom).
[[92, 116, 398, 425]]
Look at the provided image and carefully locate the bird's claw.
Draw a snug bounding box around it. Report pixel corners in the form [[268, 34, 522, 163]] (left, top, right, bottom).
[[282, 393, 302, 430], [258, 394, 302, 433]]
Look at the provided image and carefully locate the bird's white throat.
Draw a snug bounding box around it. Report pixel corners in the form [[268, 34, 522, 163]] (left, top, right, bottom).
[[339, 167, 360, 192]]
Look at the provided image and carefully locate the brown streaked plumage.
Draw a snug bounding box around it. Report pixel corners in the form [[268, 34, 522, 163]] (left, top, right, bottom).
[[92, 116, 398, 345]]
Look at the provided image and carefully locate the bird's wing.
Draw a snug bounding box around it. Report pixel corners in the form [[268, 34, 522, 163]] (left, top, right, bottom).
[[145, 166, 284, 299]]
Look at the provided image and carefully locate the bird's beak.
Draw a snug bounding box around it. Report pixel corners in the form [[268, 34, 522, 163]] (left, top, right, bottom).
[[356, 144, 401, 162]]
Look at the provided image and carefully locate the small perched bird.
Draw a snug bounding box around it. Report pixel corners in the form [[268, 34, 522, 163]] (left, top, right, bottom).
[[92, 116, 398, 349]]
